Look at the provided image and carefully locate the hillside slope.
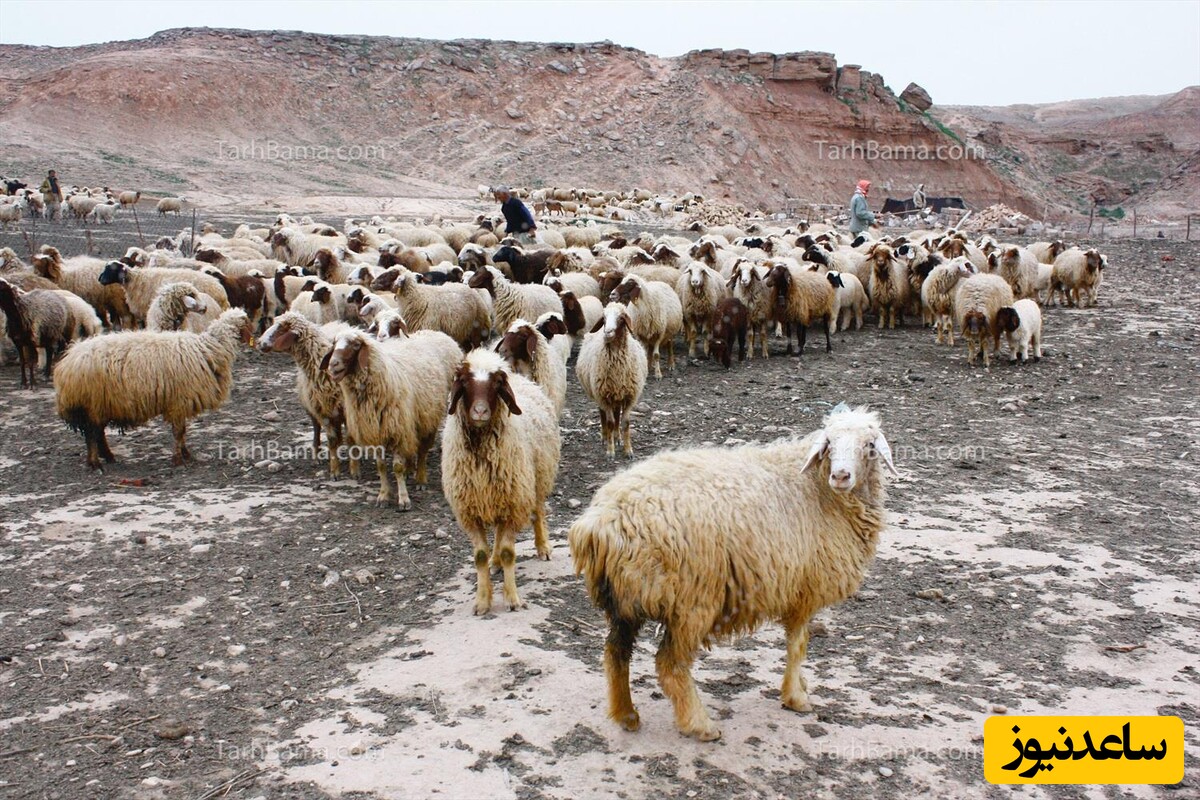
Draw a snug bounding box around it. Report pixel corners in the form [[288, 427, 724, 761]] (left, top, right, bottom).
[[0, 28, 1027, 213]]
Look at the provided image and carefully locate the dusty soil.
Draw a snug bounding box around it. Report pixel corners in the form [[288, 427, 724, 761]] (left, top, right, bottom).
[[0, 229, 1198, 800]]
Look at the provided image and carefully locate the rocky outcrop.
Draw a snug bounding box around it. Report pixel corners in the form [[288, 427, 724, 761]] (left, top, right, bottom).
[[900, 82, 933, 112]]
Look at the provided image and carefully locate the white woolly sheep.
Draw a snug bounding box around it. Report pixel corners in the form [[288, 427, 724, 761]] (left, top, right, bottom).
[[920, 257, 975, 345], [997, 299, 1043, 364], [393, 268, 492, 348], [569, 405, 897, 741], [496, 318, 568, 418], [1027, 240, 1067, 265], [764, 262, 834, 356], [575, 302, 648, 458], [156, 197, 183, 216], [675, 262, 727, 359], [324, 329, 462, 509], [442, 349, 561, 614], [996, 245, 1039, 301], [146, 282, 211, 332], [55, 309, 251, 468], [1050, 247, 1104, 308], [608, 273, 683, 379], [954, 273, 1015, 367], [824, 270, 867, 332], [468, 265, 562, 336], [864, 244, 910, 329], [98, 260, 229, 326], [32, 246, 132, 329], [259, 313, 358, 477]]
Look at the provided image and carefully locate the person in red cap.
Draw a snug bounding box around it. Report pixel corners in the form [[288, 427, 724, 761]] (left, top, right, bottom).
[[849, 179, 875, 235]]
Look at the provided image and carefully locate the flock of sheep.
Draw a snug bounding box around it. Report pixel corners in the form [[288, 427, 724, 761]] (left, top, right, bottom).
[[0, 179, 184, 228], [0, 206, 1109, 741]]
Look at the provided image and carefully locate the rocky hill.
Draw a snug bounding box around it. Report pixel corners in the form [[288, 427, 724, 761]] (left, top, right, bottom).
[[939, 87, 1200, 220], [0, 28, 1194, 219]]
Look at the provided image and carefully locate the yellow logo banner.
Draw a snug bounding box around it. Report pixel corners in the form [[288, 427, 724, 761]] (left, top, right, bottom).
[[984, 716, 1183, 784]]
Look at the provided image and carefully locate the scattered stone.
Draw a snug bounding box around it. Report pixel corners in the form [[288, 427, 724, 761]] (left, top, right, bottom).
[[154, 720, 190, 740], [915, 588, 944, 600], [226, 644, 246, 657], [991, 704, 1008, 714], [567, 498, 582, 509], [879, 766, 894, 777], [189, 544, 211, 554]]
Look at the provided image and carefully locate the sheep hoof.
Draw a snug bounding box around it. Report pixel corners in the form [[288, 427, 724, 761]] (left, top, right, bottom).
[[783, 697, 814, 714], [396, 499, 412, 512], [507, 599, 525, 612], [373, 494, 391, 507], [617, 710, 641, 732], [687, 724, 722, 742], [473, 600, 491, 616], [536, 547, 551, 561]]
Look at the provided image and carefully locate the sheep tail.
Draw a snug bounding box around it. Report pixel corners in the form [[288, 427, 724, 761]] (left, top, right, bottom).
[[568, 505, 642, 623]]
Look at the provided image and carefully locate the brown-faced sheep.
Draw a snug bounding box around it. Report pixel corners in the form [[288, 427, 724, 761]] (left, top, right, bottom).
[[954, 273, 1015, 367], [393, 268, 493, 349], [707, 296, 749, 368], [468, 265, 561, 336], [496, 318, 568, 417], [865, 244, 910, 329], [442, 349, 561, 614], [727, 260, 771, 359], [609, 273, 683, 379], [764, 262, 834, 356], [0, 278, 73, 388], [1050, 247, 1105, 308]]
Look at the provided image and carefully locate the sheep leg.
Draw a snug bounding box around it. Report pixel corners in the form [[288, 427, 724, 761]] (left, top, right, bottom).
[[783, 323, 794, 356], [605, 616, 644, 732], [665, 338, 676, 373], [532, 505, 551, 561], [651, 343, 662, 380], [737, 327, 746, 362], [760, 323, 770, 358], [496, 528, 523, 611], [700, 324, 710, 358], [393, 456, 411, 511], [656, 626, 720, 741], [796, 323, 807, 357], [468, 529, 493, 616], [781, 617, 815, 713], [685, 321, 696, 359], [619, 406, 634, 458], [309, 415, 322, 452], [170, 419, 190, 466], [97, 427, 115, 463], [84, 427, 102, 471], [325, 422, 342, 477], [374, 458, 394, 506], [414, 434, 435, 486], [823, 316, 832, 353], [599, 408, 614, 457]]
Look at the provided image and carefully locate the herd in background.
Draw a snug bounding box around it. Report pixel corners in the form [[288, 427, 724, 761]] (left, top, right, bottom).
[[477, 184, 717, 221], [0, 204, 1111, 741], [0, 177, 185, 227]]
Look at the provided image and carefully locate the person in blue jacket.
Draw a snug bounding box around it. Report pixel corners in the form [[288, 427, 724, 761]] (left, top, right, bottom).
[[493, 186, 537, 244]]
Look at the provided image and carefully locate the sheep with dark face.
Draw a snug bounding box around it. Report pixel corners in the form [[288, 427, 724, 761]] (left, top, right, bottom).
[[764, 262, 834, 356], [954, 273, 1014, 367], [997, 299, 1043, 364], [496, 318, 568, 417], [442, 350, 561, 614], [707, 297, 748, 368]]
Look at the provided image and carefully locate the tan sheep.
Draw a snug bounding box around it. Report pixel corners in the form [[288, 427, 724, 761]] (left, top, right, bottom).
[[33, 246, 132, 329], [496, 318, 568, 418], [575, 303, 648, 458], [609, 273, 683, 379], [442, 349, 561, 614], [393, 268, 493, 349], [54, 309, 251, 468], [996, 245, 1039, 301], [675, 262, 728, 359], [569, 405, 898, 741], [865, 244, 910, 329], [764, 262, 834, 356], [1050, 247, 1104, 308], [954, 273, 1015, 367]]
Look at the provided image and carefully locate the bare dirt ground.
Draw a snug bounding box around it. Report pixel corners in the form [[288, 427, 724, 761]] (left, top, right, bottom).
[[0, 223, 1197, 800]]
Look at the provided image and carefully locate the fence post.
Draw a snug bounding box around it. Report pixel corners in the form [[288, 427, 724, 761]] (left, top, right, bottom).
[[132, 205, 145, 250], [188, 209, 197, 257]]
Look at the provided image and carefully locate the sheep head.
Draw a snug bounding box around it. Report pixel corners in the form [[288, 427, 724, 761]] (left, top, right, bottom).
[[259, 314, 303, 353], [802, 245, 828, 267], [826, 271, 845, 289], [1085, 249, 1103, 273], [448, 352, 521, 428], [372, 311, 408, 340], [609, 276, 642, 305], [322, 333, 370, 382], [996, 307, 1021, 334], [593, 302, 631, 344], [497, 321, 539, 376], [801, 405, 897, 494], [686, 263, 707, 292], [467, 266, 499, 294], [98, 261, 130, 286], [962, 310, 988, 338], [370, 268, 402, 292], [535, 313, 568, 341]]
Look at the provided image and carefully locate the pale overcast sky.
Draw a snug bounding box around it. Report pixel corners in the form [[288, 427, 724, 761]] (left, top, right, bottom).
[[1, 0, 1197, 105]]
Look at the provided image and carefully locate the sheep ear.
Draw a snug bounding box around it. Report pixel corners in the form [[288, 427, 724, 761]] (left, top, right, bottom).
[[182, 295, 198, 310], [589, 317, 605, 334], [355, 342, 370, 372], [319, 348, 333, 374], [874, 433, 899, 476], [447, 375, 466, 415], [800, 433, 828, 473], [496, 374, 522, 415]]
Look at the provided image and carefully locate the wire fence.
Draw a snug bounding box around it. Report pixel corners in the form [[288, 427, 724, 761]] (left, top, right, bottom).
[[0, 201, 206, 261]]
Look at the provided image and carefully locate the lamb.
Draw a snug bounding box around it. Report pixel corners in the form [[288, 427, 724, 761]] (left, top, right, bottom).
[[457, 243, 490, 271], [313, 248, 351, 285], [97, 260, 229, 326], [727, 260, 771, 358], [468, 265, 562, 335], [675, 262, 727, 359], [1033, 262, 1054, 304], [575, 302, 648, 458], [156, 197, 183, 216], [1050, 247, 1104, 308], [609, 273, 683, 379], [497, 318, 569, 417], [562, 226, 602, 249], [865, 244, 910, 329], [568, 404, 897, 741], [707, 296, 749, 368], [996, 245, 1039, 301], [0, 201, 24, 229], [201, 267, 267, 331], [954, 273, 1015, 367], [259, 313, 358, 477], [145, 282, 211, 332], [997, 299, 1043, 364], [442, 349, 561, 614], [55, 309, 251, 468], [87, 201, 119, 224], [764, 263, 834, 356], [393, 268, 492, 349], [802, 244, 869, 288], [825, 270, 867, 332], [347, 263, 385, 286], [920, 257, 975, 345], [67, 194, 98, 221], [0, 278, 73, 387], [324, 329, 462, 509], [32, 246, 132, 329]]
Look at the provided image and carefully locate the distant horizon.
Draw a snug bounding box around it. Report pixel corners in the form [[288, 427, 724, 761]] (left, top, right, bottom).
[[1, 0, 1198, 106]]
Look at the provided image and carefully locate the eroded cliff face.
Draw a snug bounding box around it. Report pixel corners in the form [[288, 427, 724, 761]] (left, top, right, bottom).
[[0, 28, 1042, 212]]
